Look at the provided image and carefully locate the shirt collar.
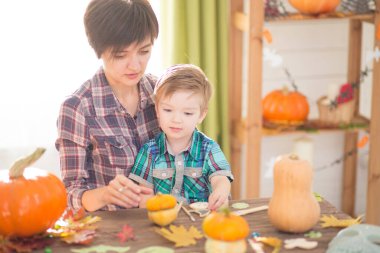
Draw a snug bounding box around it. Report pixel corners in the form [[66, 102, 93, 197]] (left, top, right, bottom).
[[92, 67, 155, 117], [156, 129, 201, 161]]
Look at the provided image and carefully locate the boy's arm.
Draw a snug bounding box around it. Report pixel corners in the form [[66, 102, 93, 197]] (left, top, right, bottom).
[[209, 175, 231, 210]]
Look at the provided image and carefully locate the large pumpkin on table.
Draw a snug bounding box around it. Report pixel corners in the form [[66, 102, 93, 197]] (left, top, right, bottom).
[[202, 209, 250, 253], [262, 87, 309, 125], [289, 0, 340, 15], [0, 148, 67, 237]]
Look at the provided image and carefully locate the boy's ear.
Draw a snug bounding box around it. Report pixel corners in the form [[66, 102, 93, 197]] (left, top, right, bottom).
[[198, 108, 208, 124]]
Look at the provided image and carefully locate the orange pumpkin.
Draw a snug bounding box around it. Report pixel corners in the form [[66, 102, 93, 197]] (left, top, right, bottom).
[[289, 0, 340, 15], [146, 193, 179, 226], [146, 193, 177, 212], [0, 148, 67, 237], [203, 209, 249, 253], [262, 87, 309, 125]]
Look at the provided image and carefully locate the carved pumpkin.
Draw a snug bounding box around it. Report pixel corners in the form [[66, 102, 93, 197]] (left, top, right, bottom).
[[146, 193, 179, 226], [262, 87, 309, 125], [0, 148, 67, 237], [268, 154, 320, 233], [202, 209, 249, 253], [289, 0, 340, 15]]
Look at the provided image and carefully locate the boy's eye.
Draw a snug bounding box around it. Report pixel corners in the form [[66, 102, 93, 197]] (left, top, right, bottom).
[[184, 112, 194, 116]]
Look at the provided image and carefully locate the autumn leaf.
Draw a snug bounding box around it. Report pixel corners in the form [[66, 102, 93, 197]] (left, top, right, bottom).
[[117, 224, 135, 243], [154, 225, 203, 247], [0, 234, 53, 253], [320, 215, 362, 228]]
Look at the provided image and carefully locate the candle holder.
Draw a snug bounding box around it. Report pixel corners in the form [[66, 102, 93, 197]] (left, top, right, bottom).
[[317, 96, 355, 127]]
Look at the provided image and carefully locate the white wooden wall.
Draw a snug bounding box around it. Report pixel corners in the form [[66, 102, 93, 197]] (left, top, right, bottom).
[[259, 19, 374, 215]]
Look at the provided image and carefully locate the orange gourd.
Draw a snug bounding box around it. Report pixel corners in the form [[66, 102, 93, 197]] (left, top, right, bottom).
[[146, 193, 179, 226], [203, 209, 249, 253], [0, 148, 67, 237], [289, 0, 340, 15], [268, 154, 320, 233], [262, 87, 309, 125]]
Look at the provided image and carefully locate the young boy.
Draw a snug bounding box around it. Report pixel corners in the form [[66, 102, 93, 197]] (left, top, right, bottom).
[[129, 64, 233, 210]]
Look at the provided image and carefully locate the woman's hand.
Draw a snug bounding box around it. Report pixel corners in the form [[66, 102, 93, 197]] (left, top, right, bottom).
[[105, 174, 154, 208], [82, 175, 153, 211]]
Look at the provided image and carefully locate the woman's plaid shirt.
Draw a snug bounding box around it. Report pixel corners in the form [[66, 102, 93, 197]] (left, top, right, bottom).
[[56, 68, 160, 210]]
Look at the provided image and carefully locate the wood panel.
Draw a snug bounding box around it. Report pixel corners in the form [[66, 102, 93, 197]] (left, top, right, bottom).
[[366, 0, 380, 225], [229, 0, 243, 199], [342, 20, 362, 216], [245, 0, 264, 198]]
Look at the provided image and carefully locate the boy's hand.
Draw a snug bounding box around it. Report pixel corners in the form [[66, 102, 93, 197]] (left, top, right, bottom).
[[208, 175, 231, 210], [208, 187, 229, 210]]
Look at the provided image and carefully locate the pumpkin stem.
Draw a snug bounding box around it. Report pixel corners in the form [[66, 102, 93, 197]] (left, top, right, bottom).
[[289, 154, 299, 160], [9, 148, 46, 178], [283, 67, 298, 92], [221, 207, 231, 217]]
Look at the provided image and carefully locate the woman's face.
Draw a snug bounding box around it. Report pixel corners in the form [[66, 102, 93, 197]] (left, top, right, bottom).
[[101, 37, 152, 89]]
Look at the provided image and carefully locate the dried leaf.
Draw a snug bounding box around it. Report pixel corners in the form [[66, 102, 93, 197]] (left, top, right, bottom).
[[70, 244, 130, 253], [0, 234, 53, 253], [154, 225, 203, 247], [62, 230, 96, 245], [48, 209, 101, 245], [254, 237, 282, 253], [320, 215, 362, 228], [117, 225, 135, 243]]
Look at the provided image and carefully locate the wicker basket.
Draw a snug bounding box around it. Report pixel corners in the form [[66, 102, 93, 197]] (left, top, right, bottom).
[[317, 96, 355, 126]]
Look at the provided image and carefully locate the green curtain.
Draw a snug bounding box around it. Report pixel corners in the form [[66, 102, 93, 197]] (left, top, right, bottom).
[[159, 0, 230, 159]]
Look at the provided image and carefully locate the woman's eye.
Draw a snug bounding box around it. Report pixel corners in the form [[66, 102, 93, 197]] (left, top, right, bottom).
[[163, 109, 171, 112], [140, 50, 150, 55]]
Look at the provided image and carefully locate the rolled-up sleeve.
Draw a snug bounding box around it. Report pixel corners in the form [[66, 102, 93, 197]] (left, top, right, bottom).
[[205, 142, 234, 182]]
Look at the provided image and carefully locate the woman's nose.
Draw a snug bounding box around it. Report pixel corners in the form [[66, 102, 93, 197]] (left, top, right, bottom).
[[127, 55, 140, 70]]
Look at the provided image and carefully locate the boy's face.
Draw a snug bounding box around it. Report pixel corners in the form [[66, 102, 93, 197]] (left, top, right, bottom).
[[156, 90, 207, 143]]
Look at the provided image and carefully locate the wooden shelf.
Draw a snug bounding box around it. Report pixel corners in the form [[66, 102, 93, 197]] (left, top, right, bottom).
[[229, 0, 380, 225], [266, 12, 375, 23], [262, 116, 370, 136]]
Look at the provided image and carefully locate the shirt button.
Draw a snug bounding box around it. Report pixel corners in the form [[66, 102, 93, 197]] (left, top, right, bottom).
[[175, 189, 179, 193], [162, 173, 167, 177], [177, 161, 182, 166], [192, 172, 197, 177]]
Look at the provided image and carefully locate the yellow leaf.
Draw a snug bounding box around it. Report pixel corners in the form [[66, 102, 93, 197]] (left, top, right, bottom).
[[320, 215, 362, 228], [155, 225, 203, 247]]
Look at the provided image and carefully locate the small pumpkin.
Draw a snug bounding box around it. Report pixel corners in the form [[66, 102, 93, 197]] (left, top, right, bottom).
[[268, 154, 320, 233], [289, 0, 340, 15], [262, 86, 309, 125], [146, 193, 179, 226], [202, 209, 250, 253], [0, 148, 67, 237]]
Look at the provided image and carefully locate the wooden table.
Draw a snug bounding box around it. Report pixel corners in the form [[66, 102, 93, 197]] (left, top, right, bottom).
[[39, 198, 351, 252]]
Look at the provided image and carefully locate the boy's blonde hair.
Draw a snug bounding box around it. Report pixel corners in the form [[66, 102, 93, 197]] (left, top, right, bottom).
[[154, 64, 212, 111]]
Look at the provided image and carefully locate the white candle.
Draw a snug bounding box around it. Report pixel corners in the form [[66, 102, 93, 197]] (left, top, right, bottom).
[[293, 136, 314, 165], [327, 83, 340, 102]]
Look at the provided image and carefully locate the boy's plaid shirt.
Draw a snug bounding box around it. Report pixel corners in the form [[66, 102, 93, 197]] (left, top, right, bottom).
[[129, 129, 233, 203]]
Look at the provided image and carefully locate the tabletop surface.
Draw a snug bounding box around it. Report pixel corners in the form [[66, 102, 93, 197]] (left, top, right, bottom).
[[37, 198, 351, 252]]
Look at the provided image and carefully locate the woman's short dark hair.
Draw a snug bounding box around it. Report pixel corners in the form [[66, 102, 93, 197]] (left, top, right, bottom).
[[84, 0, 159, 58]]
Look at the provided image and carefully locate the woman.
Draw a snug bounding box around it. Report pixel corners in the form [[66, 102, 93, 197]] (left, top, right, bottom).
[[56, 0, 161, 211]]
